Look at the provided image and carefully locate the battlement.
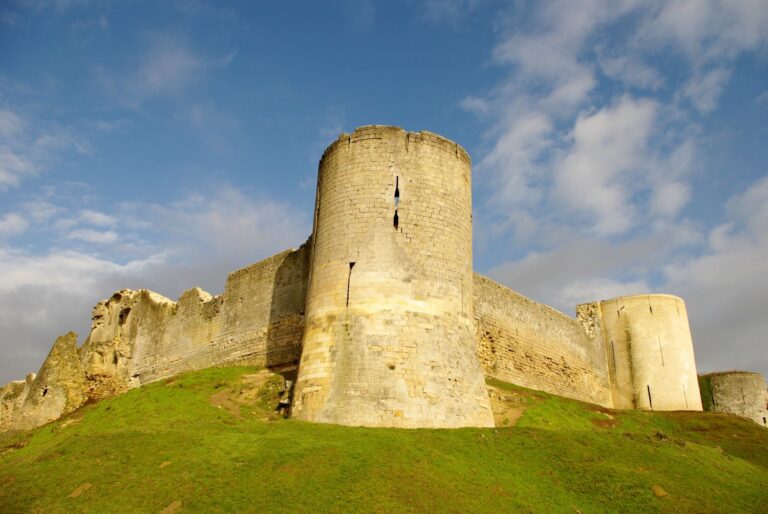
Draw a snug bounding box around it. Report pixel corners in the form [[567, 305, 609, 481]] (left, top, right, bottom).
[[321, 125, 470, 166]]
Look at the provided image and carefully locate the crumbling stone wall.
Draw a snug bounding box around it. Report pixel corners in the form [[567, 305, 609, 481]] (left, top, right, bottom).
[[699, 372, 768, 426], [474, 274, 613, 407], [0, 244, 309, 432]]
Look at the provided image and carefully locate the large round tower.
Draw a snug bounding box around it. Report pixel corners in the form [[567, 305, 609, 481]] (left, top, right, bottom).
[[599, 294, 702, 411], [291, 125, 494, 428]]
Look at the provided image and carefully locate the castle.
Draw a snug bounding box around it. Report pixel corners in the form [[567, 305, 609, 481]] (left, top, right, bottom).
[[1, 126, 766, 431]]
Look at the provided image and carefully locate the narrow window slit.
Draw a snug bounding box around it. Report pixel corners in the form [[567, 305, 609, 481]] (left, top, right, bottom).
[[42, 387, 48, 397], [647, 385, 654, 410], [346, 262, 355, 307], [611, 340, 617, 370], [393, 176, 400, 229]]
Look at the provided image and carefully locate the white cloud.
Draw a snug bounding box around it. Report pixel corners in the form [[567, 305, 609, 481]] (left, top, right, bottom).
[[0, 107, 91, 190], [0, 213, 28, 238], [598, 55, 664, 90], [422, 0, 485, 24], [96, 34, 217, 107], [78, 209, 116, 227], [683, 67, 731, 113], [67, 228, 119, 244], [554, 96, 657, 236], [137, 36, 203, 96]]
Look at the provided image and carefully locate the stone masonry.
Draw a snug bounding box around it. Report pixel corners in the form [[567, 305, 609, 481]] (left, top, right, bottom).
[[2, 125, 762, 431]]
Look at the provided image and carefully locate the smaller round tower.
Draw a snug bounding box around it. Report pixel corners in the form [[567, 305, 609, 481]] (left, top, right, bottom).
[[599, 294, 702, 411], [699, 371, 767, 426]]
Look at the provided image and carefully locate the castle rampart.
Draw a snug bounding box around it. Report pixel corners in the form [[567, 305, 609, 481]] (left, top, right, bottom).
[[7, 125, 764, 433], [474, 275, 612, 407]]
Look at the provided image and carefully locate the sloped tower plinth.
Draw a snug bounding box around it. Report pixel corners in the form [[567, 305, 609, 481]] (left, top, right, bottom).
[[291, 126, 494, 428]]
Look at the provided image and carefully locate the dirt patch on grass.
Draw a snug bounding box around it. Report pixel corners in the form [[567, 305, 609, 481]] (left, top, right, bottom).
[[487, 385, 529, 427], [68, 483, 92, 498], [209, 369, 284, 420], [160, 500, 182, 513]]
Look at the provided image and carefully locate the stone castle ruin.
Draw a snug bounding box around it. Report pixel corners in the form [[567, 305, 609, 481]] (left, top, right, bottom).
[[1, 126, 766, 431]]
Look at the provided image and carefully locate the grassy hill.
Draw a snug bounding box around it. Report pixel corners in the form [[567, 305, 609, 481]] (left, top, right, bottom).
[[1, 366, 766, 513]]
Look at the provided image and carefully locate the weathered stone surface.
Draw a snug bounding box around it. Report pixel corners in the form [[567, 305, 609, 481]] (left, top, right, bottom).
[[15, 332, 86, 430], [292, 126, 494, 428], [475, 275, 612, 407], [597, 294, 702, 411], [1, 125, 720, 432], [699, 371, 768, 426]]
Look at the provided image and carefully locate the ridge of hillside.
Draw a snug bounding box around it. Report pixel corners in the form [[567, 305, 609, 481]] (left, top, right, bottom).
[[1, 366, 766, 513]]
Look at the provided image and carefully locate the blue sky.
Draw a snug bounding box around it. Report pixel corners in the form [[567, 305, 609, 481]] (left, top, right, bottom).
[[1, 0, 767, 384]]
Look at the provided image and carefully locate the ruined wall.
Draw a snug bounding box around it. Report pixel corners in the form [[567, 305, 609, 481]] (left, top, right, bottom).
[[599, 294, 702, 411], [0, 333, 86, 431], [292, 126, 494, 428], [83, 244, 309, 396], [1, 244, 310, 431], [474, 274, 613, 407], [699, 372, 768, 426]]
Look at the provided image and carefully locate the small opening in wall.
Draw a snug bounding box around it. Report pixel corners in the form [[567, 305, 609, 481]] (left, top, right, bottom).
[[393, 210, 399, 229], [42, 387, 48, 397], [394, 176, 400, 208], [387, 363, 396, 370], [119, 307, 131, 325], [647, 385, 654, 410], [611, 340, 617, 370], [648, 296, 653, 314], [763, 417, 766, 426], [346, 262, 355, 307]]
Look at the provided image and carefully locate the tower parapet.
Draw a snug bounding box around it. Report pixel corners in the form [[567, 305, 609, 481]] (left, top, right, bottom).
[[291, 126, 494, 427]]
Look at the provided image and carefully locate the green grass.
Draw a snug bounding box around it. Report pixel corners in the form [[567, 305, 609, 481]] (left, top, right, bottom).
[[1, 367, 766, 513]]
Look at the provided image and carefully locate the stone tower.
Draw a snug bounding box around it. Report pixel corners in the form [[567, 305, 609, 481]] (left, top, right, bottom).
[[599, 294, 702, 411], [699, 371, 768, 426], [291, 125, 494, 428]]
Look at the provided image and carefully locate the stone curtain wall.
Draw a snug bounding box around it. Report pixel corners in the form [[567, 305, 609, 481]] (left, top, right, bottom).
[[473, 274, 613, 408], [293, 126, 494, 428], [0, 245, 309, 431], [599, 295, 703, 411], [699, 372, 768, 426]]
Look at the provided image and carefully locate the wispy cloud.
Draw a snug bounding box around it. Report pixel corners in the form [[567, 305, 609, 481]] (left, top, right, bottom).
[[95, 33, 214, 107], [0, 213, 29, 238], [0, 107, 91, 190]]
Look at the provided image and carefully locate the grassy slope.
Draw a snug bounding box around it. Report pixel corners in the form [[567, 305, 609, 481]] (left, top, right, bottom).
[[0, 367, 766, 513]]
